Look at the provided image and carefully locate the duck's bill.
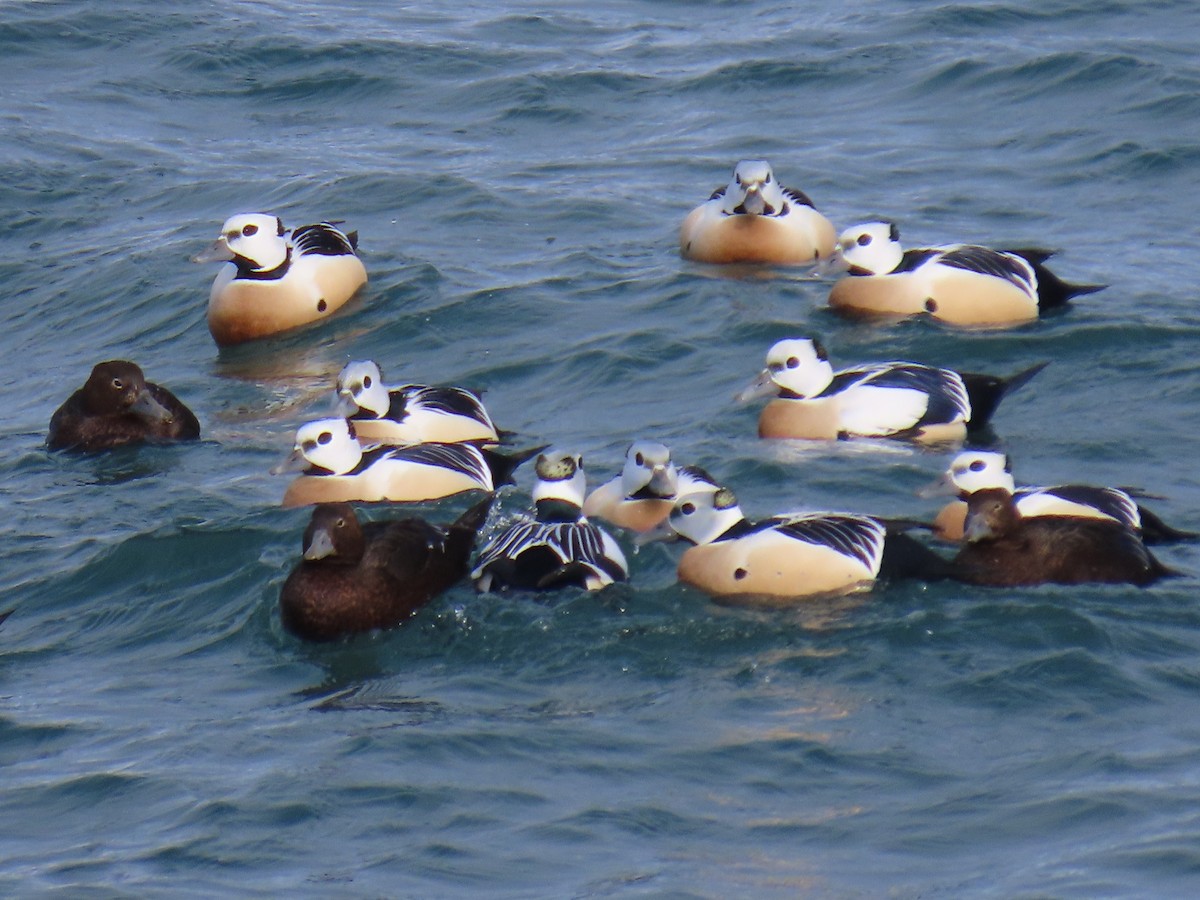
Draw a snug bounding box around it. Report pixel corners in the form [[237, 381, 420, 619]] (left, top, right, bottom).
[[333, 392, 360, 418], [734, 369, 777, 404], [303, 528, 336, 561], [130, 390, 175, 425], [190, 239, 234, 264], [633, 519, 680, 547], [271, 448, 308, 476], [915, 472, 957, 499], [811, 251, 850, 278]]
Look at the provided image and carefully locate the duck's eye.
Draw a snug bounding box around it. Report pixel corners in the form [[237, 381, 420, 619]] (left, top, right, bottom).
[[111, 378, 124, 390], [763, 172, 772, 184], [242, 224, 259, 237], [969, 460, 986, 472], [680, 502, 696, 516], [786, 357, 800, 369], [635, 452, 644, 466], [362, 375, 372, 389], [857, 234, 873, 247], [335, 518, 345, 529], [317, 432, 332, 445], [735, 176, 744, 187]]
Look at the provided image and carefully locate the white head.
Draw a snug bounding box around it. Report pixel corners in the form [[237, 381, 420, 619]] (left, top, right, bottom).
[[719, 159, 789, 217], [532, 449, 587, 508], [948, 450, 1016, 496], [666, 487, 746, 546], [917, 450, 1016, 499], [621, 441, 678, 500], [836, 221, 904, 275], [192, 213, 289, 272], [737, 337, 836, 402], [272, 418, 362, 476], [335, 360, 390, 418]]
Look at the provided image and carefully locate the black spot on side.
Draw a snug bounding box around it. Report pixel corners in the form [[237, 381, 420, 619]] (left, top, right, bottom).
[[734, 568, 748, 580], [924, 298, 938, 312], [317, 299, 327, 313]]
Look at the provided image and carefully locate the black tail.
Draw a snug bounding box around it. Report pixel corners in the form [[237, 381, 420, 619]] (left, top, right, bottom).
[[1137, 505, 1199, 545], [1023, 258, 1106, 310], [1144, 547, 1185, 585], [444, 495, 497, 568], [482, 444, 549, 488], [1002, 246, 1057, 266], [451, 495, 496, 537], [960, 362, 1049, 431], [878, 532, 955, 582]]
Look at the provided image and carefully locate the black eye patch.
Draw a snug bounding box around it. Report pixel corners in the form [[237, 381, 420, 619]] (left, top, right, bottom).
[[857, 234, 872, 246], [242, 224, 259, 237], [317, 432, 333, 445]]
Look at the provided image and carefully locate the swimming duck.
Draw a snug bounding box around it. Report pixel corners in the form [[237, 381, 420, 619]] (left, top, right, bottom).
[[279, 497, 493, 642], [334, 360, 502, 445], [680, 160, 837, 265], [952, 488, 1174, 587], [273, 418, 539, 507], [582, 442, 724, 532], [922, 450, 1196, 544], [471, 449, 629, 593], [736, 337, 1047, 442], [826, 221, 1105, 327], [193, 213, 368, 346], [644, 486, 951, 603], [47, 360, 201, 452]]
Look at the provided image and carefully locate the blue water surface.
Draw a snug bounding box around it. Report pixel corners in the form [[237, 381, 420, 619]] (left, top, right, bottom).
[[2, 1, 1200, 896]]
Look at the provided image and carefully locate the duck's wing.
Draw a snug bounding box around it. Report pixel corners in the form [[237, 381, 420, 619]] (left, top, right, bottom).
[[771, 513, 887, 569], [408, 385, 497, 428], [781, 185, 815, 209], [935, 245, 1037, 295], [292, 222, 358, 257], [828, 363, 968, 435], [390, 442, 491, 486], [1016, 484, 1141, 530]]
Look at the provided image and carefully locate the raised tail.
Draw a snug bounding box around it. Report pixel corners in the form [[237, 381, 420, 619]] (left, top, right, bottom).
[[960, 361, 1050, 431], [1024, 258, 1106, 310], [482, 444, 549, 488], [1137, 505, 1199, 545], [443, 495, 497, 568]]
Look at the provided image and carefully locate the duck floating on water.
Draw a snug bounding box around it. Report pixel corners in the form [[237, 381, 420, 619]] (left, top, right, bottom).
[[951, 487, 1175, 587], [472, 449, 629, 593], [827, 221, 1104, 327], [923, 449, 1196, 544], [273, 418, 539, 507], [736, 337, 1047, 443], [581, 440, 718, 533], [334, 360, 502, 445], [194, 213, 367, 346], [642, 485, 951, 604], [47, 360, 200, 452], [280, 498, 493, 642], [680, 160, 837, 265]]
